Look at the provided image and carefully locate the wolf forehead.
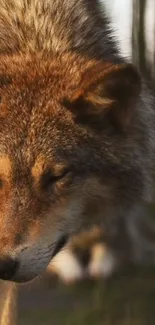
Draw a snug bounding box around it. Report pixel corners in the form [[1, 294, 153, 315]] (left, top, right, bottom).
[[0, 55, 87, 150], [0, 55, 81, 110]]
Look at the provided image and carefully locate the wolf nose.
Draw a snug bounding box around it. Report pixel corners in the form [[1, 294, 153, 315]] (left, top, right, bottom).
[[0, 257, 19, 280]]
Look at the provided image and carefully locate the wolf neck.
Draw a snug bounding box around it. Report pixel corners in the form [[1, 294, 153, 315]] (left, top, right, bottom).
[[0, 0, 122, 62]]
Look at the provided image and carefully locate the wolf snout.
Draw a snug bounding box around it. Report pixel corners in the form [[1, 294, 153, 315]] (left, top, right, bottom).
[[0, 256, 19, 281]]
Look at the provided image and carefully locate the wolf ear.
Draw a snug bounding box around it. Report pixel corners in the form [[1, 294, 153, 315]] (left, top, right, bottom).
[[65, 63, 141, 130]]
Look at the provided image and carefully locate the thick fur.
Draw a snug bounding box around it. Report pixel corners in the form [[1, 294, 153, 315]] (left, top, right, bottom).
[[0, 0, 120, 60], [0, 0, 154, 285]]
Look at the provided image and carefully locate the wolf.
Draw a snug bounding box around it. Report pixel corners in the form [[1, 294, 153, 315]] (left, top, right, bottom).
[[0, 0, 154, 286]]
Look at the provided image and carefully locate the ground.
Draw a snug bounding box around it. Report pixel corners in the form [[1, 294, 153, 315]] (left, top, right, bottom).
[[18, 265, 155, 325]]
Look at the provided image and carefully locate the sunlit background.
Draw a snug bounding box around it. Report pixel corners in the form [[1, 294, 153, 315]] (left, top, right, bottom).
[[103, 0, 155, 81]]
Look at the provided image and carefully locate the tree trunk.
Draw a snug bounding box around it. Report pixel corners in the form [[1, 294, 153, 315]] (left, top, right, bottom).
[[132, 0, 148, 77]]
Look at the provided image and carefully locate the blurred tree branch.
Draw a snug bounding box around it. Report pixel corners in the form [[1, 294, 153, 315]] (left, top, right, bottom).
[[132, 0, 155, 85], [132, 0, 147, 74]]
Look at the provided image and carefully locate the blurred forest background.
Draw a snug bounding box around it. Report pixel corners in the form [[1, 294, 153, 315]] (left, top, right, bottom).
[[105, 0, 155, 84], [132, 0, 155, 82], [1, 1, 155, 325]]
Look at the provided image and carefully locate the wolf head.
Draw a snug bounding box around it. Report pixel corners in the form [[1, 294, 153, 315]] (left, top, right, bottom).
[[0, 51, 144, 282]]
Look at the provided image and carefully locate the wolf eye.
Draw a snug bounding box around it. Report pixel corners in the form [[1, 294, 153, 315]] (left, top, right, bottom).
[[41, 168, 69, 190]]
